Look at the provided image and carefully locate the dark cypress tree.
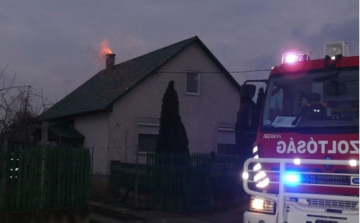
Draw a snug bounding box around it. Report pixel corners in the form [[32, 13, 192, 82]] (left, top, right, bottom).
[[156, 80, 189, 154], [154, 81, 189, 209]]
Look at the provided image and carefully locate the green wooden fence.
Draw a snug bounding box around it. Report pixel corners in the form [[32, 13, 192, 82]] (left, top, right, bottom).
[[0, 146, 91, 212], [109, 152, 244, 213]]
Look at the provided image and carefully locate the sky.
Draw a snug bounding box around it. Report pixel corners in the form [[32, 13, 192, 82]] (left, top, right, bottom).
[[1, 1, 359, 109]]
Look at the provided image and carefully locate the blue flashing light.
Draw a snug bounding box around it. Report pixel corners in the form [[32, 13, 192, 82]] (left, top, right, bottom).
[[284, 173, 301, 186], [352, 178, 359, 185]]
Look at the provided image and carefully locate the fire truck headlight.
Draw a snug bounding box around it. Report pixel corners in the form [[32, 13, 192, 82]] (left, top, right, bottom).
[[242, 172, 249, 180], [285, 173, 301, 186], [249, 196, 276, 214]]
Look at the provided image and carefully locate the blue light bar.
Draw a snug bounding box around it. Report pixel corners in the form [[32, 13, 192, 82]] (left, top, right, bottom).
[[284, 173, 301, 186]]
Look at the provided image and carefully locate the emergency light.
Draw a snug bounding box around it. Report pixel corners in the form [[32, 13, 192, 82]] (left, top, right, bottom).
[[351, 177, 359, 185], [284, 172, 301, 186], [282, 52, 310, 64]]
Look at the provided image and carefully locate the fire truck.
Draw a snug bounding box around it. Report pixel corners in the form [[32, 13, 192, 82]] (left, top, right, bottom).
[[240, 42, 359, 223]]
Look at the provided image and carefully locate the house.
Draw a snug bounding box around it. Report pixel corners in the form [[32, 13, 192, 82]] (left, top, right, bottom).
[[38, 36, 241, 190]]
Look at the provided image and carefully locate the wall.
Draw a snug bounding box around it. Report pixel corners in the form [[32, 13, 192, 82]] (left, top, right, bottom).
[[74, 113, 110, 190], [108, 42, 240, 165]]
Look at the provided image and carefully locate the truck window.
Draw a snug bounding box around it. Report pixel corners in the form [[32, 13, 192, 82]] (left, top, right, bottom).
[[262, 69, 359, 129]]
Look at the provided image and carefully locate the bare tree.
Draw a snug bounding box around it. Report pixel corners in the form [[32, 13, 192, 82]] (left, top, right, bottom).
[[0, 65, 53, 147]]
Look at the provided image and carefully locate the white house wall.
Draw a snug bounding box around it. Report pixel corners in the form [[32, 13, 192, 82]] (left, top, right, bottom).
[[74, 113, 110, 174], [108, 42, 240, 165]]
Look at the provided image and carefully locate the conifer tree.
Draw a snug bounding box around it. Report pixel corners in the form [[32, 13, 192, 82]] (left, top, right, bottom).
[[156, 80, 189, 154]]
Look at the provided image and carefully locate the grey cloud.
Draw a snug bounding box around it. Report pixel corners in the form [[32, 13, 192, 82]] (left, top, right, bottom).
[[0, 0, 358, 104]]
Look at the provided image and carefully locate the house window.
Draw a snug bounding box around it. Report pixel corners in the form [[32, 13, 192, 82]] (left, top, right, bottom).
[[138, 122, 159, 153], [138, 134, 158, 152], [186, 72, 200, 95], [218, 144, 237, 155], [217, 128, 236, 155]]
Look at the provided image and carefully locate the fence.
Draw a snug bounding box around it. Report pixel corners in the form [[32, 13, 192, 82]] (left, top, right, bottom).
[[0, 146, 91, 212], [109, 152, 244, 213]]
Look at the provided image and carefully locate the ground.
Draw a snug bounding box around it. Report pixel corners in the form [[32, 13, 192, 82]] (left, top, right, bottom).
[[89, 191, 248, 223]]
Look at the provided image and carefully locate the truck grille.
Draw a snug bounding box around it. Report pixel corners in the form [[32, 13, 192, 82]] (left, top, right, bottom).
[[306, 198, 358, 209], [302, 174, 350, 185]]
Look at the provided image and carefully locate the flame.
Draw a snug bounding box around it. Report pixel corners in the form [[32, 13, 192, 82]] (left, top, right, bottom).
[[99, 40, 112, 59]]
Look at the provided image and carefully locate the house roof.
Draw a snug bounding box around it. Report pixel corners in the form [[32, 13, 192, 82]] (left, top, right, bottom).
[[49, 125, 85, 140], [39, 36, 240, 121]]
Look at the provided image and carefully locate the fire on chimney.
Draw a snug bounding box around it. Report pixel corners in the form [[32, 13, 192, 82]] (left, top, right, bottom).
[[99, 40, 115, 69], [106, 53, 116, 69]]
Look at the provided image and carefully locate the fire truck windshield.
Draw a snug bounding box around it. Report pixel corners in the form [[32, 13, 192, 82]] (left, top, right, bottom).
[[262, 68, 359, 130]]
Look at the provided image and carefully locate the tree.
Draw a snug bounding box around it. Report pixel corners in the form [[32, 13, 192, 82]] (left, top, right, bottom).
[[154, 81, 189, 210], [0, 65, 51, 147], [156, 80, 189, 154]]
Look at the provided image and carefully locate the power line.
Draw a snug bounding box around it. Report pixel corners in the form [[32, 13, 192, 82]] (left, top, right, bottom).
[[229, 69, 271, 74], [156, 69, 271, 74]]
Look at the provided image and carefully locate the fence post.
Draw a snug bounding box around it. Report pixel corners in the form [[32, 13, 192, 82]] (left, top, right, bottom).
[[135, 145, 139, 208], [0, 135, 8, 211], [39, 147, 45, 209], [91, 146, 94, 175]]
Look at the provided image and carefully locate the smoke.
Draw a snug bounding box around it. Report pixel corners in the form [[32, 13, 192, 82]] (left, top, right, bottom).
[[99, 39, 112, 60], [88, 36, 145, 70], [89, 39, 113, 70]]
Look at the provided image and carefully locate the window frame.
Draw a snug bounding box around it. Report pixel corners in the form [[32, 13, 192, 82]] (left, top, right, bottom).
[[186, 71, 200, 95], [138, 122, 159, 154], [138, 133, 158, 153]]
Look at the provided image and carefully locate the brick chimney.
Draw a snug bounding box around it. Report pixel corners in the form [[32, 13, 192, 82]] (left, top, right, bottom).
[[106, 53, 116, 69]]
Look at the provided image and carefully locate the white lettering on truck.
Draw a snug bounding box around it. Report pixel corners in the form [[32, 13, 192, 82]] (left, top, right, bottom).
[[276, 138, 359, 154]]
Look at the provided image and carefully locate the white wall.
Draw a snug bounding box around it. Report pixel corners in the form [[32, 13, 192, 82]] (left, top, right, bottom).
[[74, 113, 110, 174], [107, 42, 240, 164]]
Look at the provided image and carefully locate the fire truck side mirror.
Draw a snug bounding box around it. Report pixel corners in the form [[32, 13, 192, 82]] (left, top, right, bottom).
[[240, 84, 256, 100], [237, 84, 257, 127]]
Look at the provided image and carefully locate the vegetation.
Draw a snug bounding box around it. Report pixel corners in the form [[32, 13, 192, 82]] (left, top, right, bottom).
[[0, 65, 51, 147], [156, 80, 189, 154]]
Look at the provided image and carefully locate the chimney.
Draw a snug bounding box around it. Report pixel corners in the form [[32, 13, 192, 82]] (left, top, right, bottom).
[[106, 53, 116, 69]]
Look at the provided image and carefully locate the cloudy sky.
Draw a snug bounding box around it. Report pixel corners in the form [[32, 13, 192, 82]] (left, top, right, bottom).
[[1, 1, 358, 107]]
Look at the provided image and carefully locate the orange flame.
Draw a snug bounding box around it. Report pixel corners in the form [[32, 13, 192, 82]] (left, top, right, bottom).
[[99, 40, 112, 59]]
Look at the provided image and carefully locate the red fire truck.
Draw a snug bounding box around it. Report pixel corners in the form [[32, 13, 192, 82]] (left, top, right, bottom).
[[240, 42, 359, 223]]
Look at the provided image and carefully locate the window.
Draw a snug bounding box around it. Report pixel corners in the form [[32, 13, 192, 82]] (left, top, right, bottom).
[[217, 128, 236, 155], [218, 144, 237, 155], [186, 72, 200, 94], [262, 69, 359, 129], [138, 122, 159, 153], [138, 134, 158, 152]]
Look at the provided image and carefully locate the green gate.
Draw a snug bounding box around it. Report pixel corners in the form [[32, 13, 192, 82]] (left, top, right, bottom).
[[109, 152, 243, 213], [0, 146, 91, 212], [147, 152, 211, 213]]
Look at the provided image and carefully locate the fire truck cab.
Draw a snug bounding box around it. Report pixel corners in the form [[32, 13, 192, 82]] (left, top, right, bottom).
[[241, 42, 359, 223]]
